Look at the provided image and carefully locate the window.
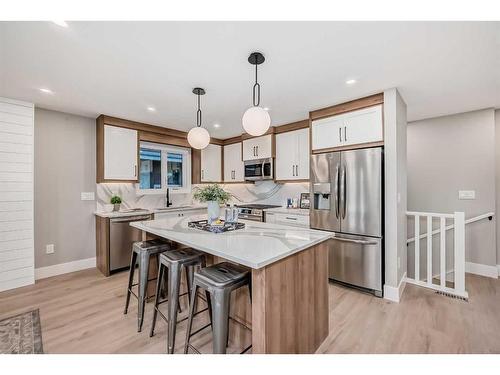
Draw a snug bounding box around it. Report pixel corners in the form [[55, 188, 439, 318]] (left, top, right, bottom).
[[137, 142, 191, 194]]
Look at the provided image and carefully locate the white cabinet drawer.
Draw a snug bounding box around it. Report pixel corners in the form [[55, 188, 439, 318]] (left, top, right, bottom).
[[273, 213, 310, 228]]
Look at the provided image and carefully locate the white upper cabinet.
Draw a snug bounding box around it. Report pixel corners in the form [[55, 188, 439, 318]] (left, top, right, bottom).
[[223, 143, 244, 182], [311, 104, 383, 151], [242, 134, 272, 161], [275, 128, 310, 181], [201, 143, 221, 182], [104, 125, 138, 180]]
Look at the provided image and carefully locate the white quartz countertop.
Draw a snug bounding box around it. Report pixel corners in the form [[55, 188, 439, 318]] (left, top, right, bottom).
[[263, 207, 310, 216], [130, 215, 332, 269], [94, 205, 207, 218]]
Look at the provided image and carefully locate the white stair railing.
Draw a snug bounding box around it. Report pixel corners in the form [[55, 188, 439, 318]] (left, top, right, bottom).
[[405, 211, 468, 299]]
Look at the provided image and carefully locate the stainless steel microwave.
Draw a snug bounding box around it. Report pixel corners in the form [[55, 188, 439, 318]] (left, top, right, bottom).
[[244, 158, 273, 181]]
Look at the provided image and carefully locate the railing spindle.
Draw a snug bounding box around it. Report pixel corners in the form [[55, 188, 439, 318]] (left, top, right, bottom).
[[427, 216, 432, 286], [414, 215, 420, 281], [440, 217, 446, 288]]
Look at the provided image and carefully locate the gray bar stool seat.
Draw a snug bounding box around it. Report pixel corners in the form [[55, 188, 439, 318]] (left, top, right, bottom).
[[124, 239, 171, 332], [150, 247, 209, 354], [184, 262, 252, 354]]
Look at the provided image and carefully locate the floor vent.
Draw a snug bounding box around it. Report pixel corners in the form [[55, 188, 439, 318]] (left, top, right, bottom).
[[435, 290, 468, 302]]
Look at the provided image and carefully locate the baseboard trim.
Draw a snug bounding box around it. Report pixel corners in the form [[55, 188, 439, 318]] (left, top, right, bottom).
[[465, 261, 498, 279], [383, 272, 407, 303], [35, 257, 96, 280]]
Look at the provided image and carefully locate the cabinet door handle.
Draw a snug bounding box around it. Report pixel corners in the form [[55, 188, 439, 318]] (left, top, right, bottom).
[[292, 165, 295, 176], [285, 216, 298, 220], [134, 165, 137, 177], [344, 126, 347, 142], [256, 145, 258, 156], [339, 127, 342, 142], [296, 164, 299, 177]]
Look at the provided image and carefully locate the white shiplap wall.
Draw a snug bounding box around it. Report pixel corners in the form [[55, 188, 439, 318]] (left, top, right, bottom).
[[0, 97, 34, 292]]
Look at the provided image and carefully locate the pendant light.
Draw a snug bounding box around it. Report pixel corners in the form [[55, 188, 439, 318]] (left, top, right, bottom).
[[242, 52, 271, 136], [187, 87, 210, 149]]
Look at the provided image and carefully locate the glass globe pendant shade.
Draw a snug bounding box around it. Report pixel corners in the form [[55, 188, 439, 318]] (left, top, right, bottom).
[[242, 106, 271, 136], [187, 126, 210, 149]]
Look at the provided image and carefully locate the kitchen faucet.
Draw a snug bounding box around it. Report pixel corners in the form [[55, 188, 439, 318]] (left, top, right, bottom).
[[165, 188, 173, 207]]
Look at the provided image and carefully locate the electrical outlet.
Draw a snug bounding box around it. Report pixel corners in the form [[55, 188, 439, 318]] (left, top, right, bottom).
[[46, 244, 55, 254], [81, 192, 95, 201], [458, 190, 475, 200]]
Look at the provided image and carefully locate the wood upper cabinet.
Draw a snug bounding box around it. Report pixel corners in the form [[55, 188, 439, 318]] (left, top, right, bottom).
[[311, 104, 383, 151], [223, 142, 244, 182], [275, 128, 310, 181], [99, 124, 138, 182], [200, 143, 222, 182], [242, 134, 273, 161]]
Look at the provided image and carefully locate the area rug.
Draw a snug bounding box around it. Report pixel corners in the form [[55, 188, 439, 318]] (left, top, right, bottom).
[[0, 309, 44, 354]]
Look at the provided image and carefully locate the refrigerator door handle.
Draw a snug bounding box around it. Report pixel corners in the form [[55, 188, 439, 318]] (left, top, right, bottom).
[[341, 164, 347, 219], [334, 165, 340, 219], [331, 236, 378, 245]]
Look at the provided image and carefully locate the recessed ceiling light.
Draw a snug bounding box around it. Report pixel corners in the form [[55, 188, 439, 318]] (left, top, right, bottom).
[[346, 79, 357, 85], [263, 107, 270, 111], [52, 21, 68, 28], [213, 123, 221, 128], [39, 88, 53, 94], [147, 107, 156, 112]]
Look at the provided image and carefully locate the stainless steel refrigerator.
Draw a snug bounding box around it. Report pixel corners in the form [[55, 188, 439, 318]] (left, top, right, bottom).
[[310, 147, 383, 297]]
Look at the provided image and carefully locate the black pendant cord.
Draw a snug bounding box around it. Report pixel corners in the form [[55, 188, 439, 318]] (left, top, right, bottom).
[[196, 92, 202, 127], [252, 63, 261, 107]]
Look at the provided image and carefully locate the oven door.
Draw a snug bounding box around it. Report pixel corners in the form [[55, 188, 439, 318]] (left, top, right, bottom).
[[261, 159, 273, 180]]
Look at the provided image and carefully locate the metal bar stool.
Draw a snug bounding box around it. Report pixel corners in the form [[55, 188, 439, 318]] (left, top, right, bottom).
[[184, 262, 252, 354], [124, 239, 171, 332], [150, 248, 211, 354]]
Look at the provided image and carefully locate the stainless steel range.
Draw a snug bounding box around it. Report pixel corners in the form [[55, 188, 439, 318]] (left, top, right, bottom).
[[235, 204, 281, 222]]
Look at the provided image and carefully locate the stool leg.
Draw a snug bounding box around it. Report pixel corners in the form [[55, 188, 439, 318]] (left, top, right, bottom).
[[185, 265, 194, 305], [124, 251, 137, 315], [183, 284, 199, 354], [137, 251, 150, 332], [212, 288, 231, 354], [200, 257, 213, 330], [149, 263, 165, 337], [167, 263, 181, 354]]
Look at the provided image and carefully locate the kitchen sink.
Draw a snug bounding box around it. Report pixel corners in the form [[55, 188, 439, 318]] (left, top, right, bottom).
[[155, 205, 192, 211]]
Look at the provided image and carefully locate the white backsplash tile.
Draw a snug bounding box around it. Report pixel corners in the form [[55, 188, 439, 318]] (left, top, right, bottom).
[[96, 181, 309, 211]]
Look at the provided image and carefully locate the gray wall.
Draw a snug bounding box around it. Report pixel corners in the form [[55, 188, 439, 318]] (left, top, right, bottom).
[[34, 108, 96, 268], [496, 109, 500, 264], [407, 109, 496, 268]]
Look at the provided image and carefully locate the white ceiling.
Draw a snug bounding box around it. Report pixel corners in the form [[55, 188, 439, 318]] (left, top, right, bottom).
[[1, 21, 499, 138]]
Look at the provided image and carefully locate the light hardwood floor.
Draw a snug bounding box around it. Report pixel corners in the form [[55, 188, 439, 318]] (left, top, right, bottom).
[[0, 268, 499, 353]]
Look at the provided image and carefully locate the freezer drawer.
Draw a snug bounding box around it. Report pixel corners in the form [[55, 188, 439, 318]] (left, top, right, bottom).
[[328, 234, 382, 294]]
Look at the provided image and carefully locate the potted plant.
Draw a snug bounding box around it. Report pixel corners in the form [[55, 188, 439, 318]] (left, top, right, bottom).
[[193, 184, 231, 224], [110, 195, 122, 212]]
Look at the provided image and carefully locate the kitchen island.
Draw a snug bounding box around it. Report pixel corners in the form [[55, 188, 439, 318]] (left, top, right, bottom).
[[130, 215, 332, 354]]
